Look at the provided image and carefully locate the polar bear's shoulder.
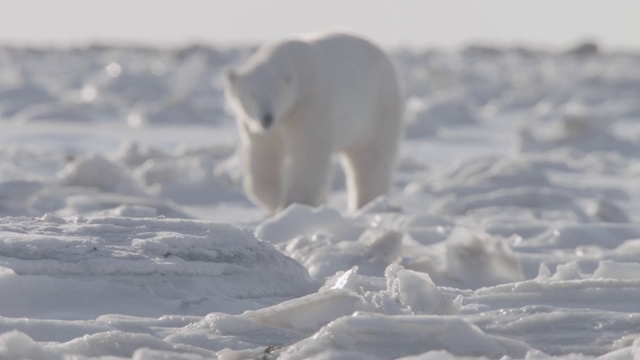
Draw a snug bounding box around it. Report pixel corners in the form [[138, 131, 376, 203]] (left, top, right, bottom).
[[291, 27, 380, 46], [295, 29, 388, 61], [296, 28, 367, 43], [253, 29, 381, 65]]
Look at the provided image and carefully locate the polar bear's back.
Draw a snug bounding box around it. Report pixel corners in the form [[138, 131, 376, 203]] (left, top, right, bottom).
[[293, 30, 402, 148], [301, 29, 385, 55], [300, 30, 395, 79]]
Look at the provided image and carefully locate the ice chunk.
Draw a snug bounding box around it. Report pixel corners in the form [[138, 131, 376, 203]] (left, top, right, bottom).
[[255, 204, 363, 245], [244, 289, 369, 333], [593, 260, 640, 280], [280, 313, 529, 359], [58, 153, 145, 196], [444, 227, 524, 288], [385, 265, 461, 315]]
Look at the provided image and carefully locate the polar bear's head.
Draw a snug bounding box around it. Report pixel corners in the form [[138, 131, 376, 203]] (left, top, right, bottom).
[[224, 53, 297, 133]]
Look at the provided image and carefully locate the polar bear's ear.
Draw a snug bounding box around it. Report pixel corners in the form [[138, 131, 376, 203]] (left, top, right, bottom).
[[225, 68, 239, 84]]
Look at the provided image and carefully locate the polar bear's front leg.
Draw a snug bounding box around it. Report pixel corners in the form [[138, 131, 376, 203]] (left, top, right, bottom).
[[240, 125, 284, 214], [279, 139, 333, 212]]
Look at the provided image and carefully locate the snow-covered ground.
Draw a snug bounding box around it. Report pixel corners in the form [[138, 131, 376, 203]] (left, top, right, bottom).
[[2, 43, 640, 359]]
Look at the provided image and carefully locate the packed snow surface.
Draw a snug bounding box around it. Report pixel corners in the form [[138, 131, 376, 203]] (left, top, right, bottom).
[[1, 43, 640, 359]]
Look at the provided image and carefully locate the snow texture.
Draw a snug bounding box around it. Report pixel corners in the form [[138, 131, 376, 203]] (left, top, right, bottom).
[[1, 42, 640, 359]]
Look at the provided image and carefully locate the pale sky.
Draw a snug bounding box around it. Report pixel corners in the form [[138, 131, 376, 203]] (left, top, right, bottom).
[[0, 0, 638, 50]]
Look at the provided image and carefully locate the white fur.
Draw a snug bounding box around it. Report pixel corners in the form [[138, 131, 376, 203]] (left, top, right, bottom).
[[225, 30, 403, 213]]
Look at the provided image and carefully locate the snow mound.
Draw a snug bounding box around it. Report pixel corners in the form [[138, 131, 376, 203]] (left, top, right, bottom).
[[405, 93, 480, 138], [517, 103, 640, 156], [436, 156, 551, 191], [256, 204, 405, 278], [58, 153, 145, 196], [127, 143, 241, 205], [0, 216, 316, 319], [433, 187, 587, 221], [407, 227, 524, 289], [593, 260, 640, 280], [0, 85, 54, 118], [443, 228, 524, 288], [256, 204, 364, 245], [0, 329, 215, 359]]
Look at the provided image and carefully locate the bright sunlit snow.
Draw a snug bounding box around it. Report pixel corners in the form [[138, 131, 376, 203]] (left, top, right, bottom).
[[1, 42, 640, 359]]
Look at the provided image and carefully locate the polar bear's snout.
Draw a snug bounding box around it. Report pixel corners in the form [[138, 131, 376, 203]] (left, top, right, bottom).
[[261, 113, 274, 129]]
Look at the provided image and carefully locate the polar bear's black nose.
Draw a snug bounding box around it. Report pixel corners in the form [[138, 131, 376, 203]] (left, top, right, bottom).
[[261, 113, 273, 128]]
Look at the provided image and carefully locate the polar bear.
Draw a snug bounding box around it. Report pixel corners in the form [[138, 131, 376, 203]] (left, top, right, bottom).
[[224, 30, 403, 214]]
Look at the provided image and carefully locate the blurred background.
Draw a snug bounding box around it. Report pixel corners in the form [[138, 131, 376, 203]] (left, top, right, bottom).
[[1, 0, 638, 50], [0, 0, 639, 222]]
